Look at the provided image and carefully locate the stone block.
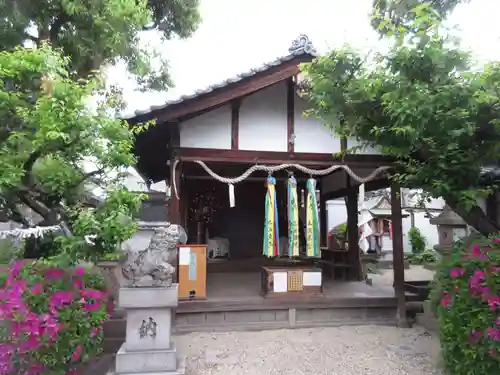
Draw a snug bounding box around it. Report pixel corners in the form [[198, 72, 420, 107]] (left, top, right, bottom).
[[125, 308, 172, 352], [109, 356, 185, 375], [119, 285, 178, 309], [115, 345, 177, 373]]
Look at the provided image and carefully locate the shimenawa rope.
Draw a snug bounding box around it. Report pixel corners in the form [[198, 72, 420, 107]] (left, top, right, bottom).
[[171, 159, 390, 200]]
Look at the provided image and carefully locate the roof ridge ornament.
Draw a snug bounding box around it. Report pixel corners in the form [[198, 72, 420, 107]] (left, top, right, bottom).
[[288, 34, 317, 55]]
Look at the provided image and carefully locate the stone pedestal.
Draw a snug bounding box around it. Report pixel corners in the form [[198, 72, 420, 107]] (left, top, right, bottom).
[[110, 284, 184, 375]]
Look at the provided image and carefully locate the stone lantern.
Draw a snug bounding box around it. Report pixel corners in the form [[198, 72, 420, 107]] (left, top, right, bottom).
[[430, 204, 468, 259]]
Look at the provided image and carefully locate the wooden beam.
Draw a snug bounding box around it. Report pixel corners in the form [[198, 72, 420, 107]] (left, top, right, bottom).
[[231, 99, 240, 150], [184, 175, 310, 182], [153, 58, 311, 123], [322, 177, 390, 201], [346, 181, 361, 281], [390, 185, 408, 327], [286, 78, 295, 153], [177, 148, 395, 167]]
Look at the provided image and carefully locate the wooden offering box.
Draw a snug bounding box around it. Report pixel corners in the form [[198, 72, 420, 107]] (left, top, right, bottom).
[[178, 244, 207, 300], [261, 265, 323, 297]]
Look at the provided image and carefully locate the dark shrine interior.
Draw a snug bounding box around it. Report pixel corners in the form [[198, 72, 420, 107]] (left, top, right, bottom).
[[183, 162, 312, 261]]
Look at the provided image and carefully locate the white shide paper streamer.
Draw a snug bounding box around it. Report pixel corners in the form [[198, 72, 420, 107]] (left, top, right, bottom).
[[357, 184, 373, 253], [0, 225, 61, 239]]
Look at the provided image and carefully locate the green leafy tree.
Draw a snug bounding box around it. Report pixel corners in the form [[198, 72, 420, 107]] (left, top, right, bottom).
[[371, 0, 469, 36], [0, 1, 201, 260], [302, 6, 500, 235], [0, 0, 201, 91], [0, 45, 145, 264]]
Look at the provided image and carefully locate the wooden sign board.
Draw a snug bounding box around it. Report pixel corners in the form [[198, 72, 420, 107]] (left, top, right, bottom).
[[178, 244, 207, 300]]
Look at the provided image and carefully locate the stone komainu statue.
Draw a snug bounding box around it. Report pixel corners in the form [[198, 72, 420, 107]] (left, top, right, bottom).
[[121, 224, 188, 287]]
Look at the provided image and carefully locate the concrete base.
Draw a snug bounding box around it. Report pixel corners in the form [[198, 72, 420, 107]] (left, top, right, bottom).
[[108, 356, 185, 375], [115, 344, 177, 373], [111, 284, 184, 375]]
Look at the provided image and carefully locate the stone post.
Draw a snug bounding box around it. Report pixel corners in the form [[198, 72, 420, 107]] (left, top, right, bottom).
[[113, 285, 184, 374], [109, 224, 188, 375]]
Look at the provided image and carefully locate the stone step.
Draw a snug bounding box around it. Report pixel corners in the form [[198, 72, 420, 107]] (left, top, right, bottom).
[[79, 354, 115, 375], [104, 318, 126, 338], [423, 300, 436, 316], [115, 346, 178, 374], [107, 356, 185, 375], [103, 338, 124, 354], [416, 313, 438, 333], [174, 306, 397, 333]]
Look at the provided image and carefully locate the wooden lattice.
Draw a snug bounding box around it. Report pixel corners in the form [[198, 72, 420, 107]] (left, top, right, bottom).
[[288, 270, 303, 291]]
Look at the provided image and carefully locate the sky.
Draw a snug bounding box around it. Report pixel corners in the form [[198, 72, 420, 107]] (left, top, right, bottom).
[[109, 0, 500, 117]]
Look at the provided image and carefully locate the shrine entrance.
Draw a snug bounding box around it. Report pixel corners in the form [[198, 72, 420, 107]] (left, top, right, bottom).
[[170, 157, 411, 326]]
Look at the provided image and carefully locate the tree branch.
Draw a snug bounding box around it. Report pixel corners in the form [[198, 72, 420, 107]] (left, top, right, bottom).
[[445, 195, 500, 236], [66, 169, 105, 191], [17, 192, 52, 220], [21, 139, 80, 187], [21, 148, 44, 187]]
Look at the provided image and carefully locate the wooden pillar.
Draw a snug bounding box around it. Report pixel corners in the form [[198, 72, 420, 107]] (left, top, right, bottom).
[[169, 158, 181, 225], [169, 123, 181, 225], [286, 77, 295, 152], [390, 185, 408, 327], [346, 182, 361, 281]]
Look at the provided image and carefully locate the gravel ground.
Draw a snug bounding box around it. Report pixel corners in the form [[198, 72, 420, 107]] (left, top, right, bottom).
[[175, 267, 441, 375], [175, 325, 442, 375]]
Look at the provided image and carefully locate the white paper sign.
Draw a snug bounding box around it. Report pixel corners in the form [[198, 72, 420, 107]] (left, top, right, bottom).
[[273, 272, 288, 293], [229, 184, 235, 208], [303, 272, 322, 286], [179, 247, 191, 266]]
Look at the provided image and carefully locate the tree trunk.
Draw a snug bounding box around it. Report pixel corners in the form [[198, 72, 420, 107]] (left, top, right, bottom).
[[445, 197, 500, 236]]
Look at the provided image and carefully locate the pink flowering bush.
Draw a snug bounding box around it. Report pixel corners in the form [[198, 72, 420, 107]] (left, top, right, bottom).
[[436, 236, 500, 375], [0, 261, 112, 375]]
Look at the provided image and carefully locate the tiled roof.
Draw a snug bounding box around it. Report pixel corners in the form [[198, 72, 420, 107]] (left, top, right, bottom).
[[123, 34, 318, 119]]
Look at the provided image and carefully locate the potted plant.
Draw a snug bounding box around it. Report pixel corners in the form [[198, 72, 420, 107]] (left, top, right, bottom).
[[328, 223, 347, 249]]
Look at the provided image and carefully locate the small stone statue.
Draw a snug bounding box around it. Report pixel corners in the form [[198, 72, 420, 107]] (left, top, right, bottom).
[[120, 224, 187, 287]]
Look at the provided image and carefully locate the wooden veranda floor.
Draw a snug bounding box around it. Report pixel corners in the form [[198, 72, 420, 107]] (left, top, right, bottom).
[[174, 273, 417, 332], [177, 272, 404, 313]]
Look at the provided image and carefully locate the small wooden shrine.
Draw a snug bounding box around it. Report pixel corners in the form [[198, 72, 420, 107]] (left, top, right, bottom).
[[125, 35, 409, 328]]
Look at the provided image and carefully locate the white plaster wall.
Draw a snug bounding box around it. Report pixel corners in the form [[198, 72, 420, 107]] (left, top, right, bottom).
[[293, 96, 342, 153], [239, 82, 288, 151], [179, 105, 231, 149], [347, 137, 382, 155]]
